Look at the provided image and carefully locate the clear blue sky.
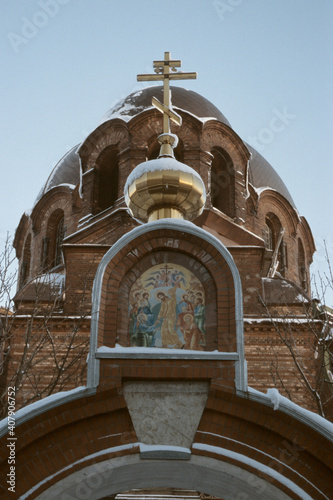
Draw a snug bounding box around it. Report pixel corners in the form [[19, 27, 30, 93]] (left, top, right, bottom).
[[1, 0, 332, 303]]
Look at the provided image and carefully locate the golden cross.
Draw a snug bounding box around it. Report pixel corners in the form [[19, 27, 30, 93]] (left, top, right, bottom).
[[137, 51, 197, 134]]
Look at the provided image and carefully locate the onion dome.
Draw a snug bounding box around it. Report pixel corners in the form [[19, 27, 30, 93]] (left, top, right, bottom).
[[124, 133, 206, 223]]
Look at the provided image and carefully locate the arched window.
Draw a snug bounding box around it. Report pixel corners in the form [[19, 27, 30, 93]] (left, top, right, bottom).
[[210, 147, 235, 217], [20, 234, 31, 286], [42, 209, 65, 270], [298, 239, 307, 289], [94, 146, 119, 214], [263, 221, 274, 250], [265, 213, 287, 277], [54, 217, 65, 267]]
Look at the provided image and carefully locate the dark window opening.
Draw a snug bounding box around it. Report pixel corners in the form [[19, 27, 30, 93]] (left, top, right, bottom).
[[41, 236, 50, 271], [43, 209, 65, 271], [94, 146, 119, 214], [210, 147, 235, 217], [279, 240, 288, 276]]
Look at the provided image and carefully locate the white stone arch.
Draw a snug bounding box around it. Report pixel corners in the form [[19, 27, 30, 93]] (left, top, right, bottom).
[[87, 218, 246, 391], [34, 453, 311, 500]]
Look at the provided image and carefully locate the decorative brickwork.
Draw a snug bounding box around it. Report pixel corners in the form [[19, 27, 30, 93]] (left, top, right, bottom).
[[2, 83, 330, 499], [96, 227, 236, 353]]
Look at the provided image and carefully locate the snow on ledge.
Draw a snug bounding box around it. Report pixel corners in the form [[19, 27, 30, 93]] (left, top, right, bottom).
[[193, 443, 313, 500], [20, 443, 139, 500], [95, 344, 238, 360], [98, 344, 219, 355], [139, 443, 191, 454], [247, 386, 333, 439], [0, 386, 94, 436], [124, 156, 205, 196]]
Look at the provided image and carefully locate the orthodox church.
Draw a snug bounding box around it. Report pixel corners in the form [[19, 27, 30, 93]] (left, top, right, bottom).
[[0, 53, 332, 499]]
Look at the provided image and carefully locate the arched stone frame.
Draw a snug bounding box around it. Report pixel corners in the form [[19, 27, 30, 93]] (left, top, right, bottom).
[[2, 384, 331, 500], [201, 121, 250, 217], [87, 219, 246, 391], [77, 120, 130, 218], [30, 454, 310, 500], [256, 189, 313, 284], [28, 186, 73, 277], [118, 250, 217, 351]]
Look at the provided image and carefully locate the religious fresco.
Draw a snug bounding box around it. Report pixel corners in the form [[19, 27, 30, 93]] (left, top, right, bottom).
[[128, 264, 206, 350]]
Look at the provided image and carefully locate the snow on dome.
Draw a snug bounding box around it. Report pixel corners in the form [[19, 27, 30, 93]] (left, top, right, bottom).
[[100, 85, 232, 127], [31, 86, 295, 212], [124, 156, 205, 197], [34, 145, 81, 206]]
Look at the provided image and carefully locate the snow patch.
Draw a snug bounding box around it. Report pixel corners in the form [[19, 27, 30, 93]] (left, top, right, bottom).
[[139, 443, 190, 454], [0, 386, 87, 434], [97, 344, 219, 355], [267, 388, 280, 410], [247, 386, 333, 437], [124, 157, 204, 196]]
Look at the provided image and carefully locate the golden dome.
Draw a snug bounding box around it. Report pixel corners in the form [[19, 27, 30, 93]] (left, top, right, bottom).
[[124, 134, 206, 223]]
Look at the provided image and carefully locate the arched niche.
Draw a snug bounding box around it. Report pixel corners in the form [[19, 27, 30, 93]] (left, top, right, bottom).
[[264, 212, 287, 276], [93, 145, 120, 214], [210, 146, 235, 217], [118, 251, 217, 351], [88, 220, 245, 390], [42, 208, 65, 271]]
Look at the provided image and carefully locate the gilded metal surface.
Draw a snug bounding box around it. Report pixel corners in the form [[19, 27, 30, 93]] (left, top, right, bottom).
[[157, 133, 178, 158], [125, 167, 206, 223], [126, 52, 205, 223], [137, 51, 197, 134]]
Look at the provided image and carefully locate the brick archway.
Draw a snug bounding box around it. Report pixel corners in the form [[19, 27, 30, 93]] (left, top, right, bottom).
[[1, 385, 331, 499]]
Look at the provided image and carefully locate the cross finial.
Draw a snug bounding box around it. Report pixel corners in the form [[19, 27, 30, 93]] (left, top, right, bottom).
[[137, 52, 197, 134]]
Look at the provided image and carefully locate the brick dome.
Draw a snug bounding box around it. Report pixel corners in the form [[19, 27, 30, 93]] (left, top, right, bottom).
[[34, 86, 295, 208], [100, 86, 232, 127], [34, 145, 80, 205]]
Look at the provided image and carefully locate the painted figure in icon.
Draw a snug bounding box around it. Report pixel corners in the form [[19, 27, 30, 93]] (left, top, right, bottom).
[[128, 263, 206, 350], [155, 287, 183, 348], [182, 313, 204, 351], [133, 312, 156, 347]]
